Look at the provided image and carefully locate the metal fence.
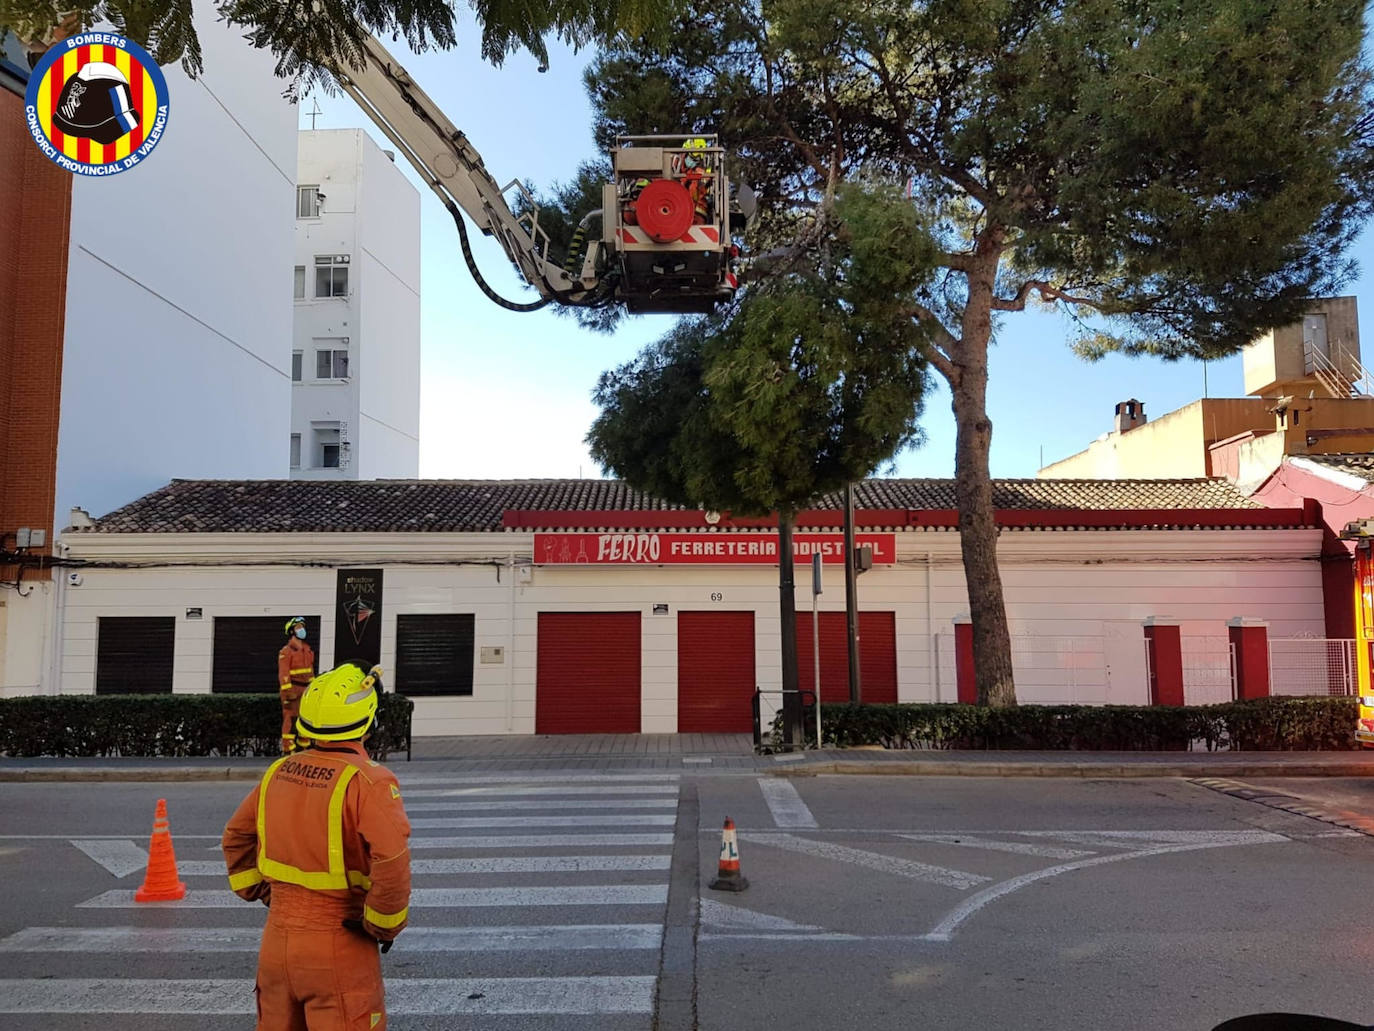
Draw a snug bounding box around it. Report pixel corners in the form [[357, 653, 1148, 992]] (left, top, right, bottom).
[[1009, 635, 1108, 705], [1267, 638, 1357, 696], [1181, 636, 1236, 705]]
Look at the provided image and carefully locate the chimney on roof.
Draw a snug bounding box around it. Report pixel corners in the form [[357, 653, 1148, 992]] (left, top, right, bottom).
[[1114, 399, 1147, 433]]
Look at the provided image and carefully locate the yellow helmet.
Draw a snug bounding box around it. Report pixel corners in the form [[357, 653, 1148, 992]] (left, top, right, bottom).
[[682, 137, 708, 150], [296, 661, 382, 742], [284, 616, 306, 636]]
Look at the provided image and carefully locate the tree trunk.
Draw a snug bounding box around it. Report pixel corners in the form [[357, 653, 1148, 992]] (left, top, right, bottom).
[[953, 260, 1016, 707], [777, 514, 804, 746]]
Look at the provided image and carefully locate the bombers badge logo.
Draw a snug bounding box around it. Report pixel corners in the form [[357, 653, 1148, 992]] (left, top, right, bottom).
[[24, 31, 169, 176]]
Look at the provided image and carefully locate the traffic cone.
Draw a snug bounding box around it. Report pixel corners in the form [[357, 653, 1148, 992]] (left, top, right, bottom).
[[134, 798, 187, 902], [708, 817, 748, 892]]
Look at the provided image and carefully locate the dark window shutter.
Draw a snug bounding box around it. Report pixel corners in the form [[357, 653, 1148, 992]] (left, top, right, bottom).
[[96, 617, 176, 695], [212, 616, 321, 694], [395, 614, 475, 697]]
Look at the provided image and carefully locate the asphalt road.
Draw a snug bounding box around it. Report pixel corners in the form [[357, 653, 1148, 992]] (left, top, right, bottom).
[[0, 772, 1371, 1030]]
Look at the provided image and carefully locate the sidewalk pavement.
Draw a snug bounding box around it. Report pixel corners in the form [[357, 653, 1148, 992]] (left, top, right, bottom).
[[2, 733, 1373, 781]]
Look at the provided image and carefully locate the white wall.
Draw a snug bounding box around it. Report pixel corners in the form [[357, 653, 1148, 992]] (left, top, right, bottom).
[[55, 3, 296, 524], [292, 129, 420, 480], [52, 526, 1327, 731], [356, 139, 420, 479]]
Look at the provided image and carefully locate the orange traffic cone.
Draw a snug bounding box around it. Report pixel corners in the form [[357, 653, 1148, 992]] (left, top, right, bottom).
[[134, 798, 187, 902], [708, 817, 748, 893]]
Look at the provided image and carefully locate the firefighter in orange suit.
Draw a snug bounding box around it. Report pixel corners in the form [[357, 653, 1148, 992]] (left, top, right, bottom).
[[223, 662, 411, 1031], [277, 616, 315, 754]]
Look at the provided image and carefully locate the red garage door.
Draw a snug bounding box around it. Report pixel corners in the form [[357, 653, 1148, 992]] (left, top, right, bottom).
[[678, 611, 756, 732], [536, 612, 642, 734], [795, 611, 898, 704]]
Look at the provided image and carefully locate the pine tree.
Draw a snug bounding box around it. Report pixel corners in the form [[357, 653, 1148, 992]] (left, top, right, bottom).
[[574, 0, 1374, 705]]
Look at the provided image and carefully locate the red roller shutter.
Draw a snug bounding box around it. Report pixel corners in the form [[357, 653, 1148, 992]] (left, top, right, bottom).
[[536, 612, 642, 734], [678, 611, 755, 732], [796, 611, 898, 704]]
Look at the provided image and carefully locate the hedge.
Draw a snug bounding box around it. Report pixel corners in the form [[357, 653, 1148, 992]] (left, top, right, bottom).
[[0, 693, 415, 759], [773, 696, 1360, 752]]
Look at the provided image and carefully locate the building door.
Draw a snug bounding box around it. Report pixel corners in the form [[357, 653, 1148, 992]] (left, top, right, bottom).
[[536, 612, 641, 734], [96, 617, 175, 694], [795, 611, 898, 704], [677, 611, 755, 732], [212, 616, 321, 694]]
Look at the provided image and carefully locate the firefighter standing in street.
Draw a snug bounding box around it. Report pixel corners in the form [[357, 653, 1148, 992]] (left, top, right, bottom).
[[223, 661, 411, 1031], [278, 616, 315, 754]]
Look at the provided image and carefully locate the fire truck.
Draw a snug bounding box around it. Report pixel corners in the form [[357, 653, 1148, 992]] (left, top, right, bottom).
[[1344, 519, 1374, 744], [329, 34, 747, 315]]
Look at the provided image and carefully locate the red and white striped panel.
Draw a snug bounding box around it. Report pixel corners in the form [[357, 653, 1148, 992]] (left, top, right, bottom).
[[619, 225, 722, 246]]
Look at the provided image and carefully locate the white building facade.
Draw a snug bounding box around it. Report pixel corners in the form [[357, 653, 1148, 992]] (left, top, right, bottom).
[[10, 478, 1332, 733], [55, 4, 298, 526], [3, 5, 297, 698], [291, 129, 421, 480]]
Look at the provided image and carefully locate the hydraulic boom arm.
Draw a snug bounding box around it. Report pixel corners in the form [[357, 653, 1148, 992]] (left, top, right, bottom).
[[330, 33, 592, 310]]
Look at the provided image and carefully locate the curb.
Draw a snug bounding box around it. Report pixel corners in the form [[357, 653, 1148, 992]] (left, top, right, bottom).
[[775, 760, 1374, 779], [1192, 777, 1374, 837]]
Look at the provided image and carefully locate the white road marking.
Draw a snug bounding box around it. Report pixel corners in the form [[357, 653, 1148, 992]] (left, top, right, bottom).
[[410, 855, 671, 873], [922, 832, 1289, 941], [1017, 830, 1287, 850], [405, 798, 677, 812], [78, 885, 669, 909], [70, 840, 148, 878], [398, 774, 680, 785], [404, 784, 679, 797], [410, 814, 676, 829], [740, 833, 989, 890], [176, 856, 672, 877], [757, 779, 819, 828], [0, 924, 664, 953], [0, 977, 657, 1014], [699, 898, 823, 932], [897, 834, 1092, 859], [407, 833, 674, 849]]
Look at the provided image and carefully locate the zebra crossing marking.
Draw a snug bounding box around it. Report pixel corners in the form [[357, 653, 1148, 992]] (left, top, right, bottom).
[[78, 884, 670, 909], [0, 977, 658, 1015], [0, 924, 665, 953]]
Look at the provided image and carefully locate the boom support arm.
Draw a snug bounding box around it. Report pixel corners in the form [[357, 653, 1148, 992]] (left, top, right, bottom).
[[330, 33, 591, 306]]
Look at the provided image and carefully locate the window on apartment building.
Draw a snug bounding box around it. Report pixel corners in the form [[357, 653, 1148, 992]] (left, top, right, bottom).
[[293, 266, 305, 299], [395, 614, 476, 696], [289, 434, 301, 469], [297, 185, 322, 218], [314, 255, 349, 298], [316, 348, 348, 379], [316, 426, 341, 468], [291, 351, 303, 382]]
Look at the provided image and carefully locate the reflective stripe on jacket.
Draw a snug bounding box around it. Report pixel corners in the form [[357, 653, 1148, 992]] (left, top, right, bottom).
[[277, 638, 315, 688], [222, 741, 412, 938]]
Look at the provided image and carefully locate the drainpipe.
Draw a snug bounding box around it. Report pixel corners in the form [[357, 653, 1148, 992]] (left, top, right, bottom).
[[926, 553, 938, 702], [47, 540, 70, 695], [506, 553, 517, 733]]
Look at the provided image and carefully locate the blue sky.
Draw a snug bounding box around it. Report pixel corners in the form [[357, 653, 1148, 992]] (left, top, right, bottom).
[[299, 27, 1374, 482]]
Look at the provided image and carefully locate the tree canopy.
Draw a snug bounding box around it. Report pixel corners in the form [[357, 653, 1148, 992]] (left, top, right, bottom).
[[588, 183, 933, 517], [0, 0, 678, 95]]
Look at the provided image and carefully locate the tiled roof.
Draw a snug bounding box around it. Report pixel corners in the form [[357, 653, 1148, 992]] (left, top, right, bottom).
[[80, 477, 1261, 534], [1294, 453, 1374, 484]]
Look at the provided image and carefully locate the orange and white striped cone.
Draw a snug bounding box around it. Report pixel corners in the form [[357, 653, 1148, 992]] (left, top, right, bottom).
[[134, 798, 187, 902], [708, 816, 748, 892]]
